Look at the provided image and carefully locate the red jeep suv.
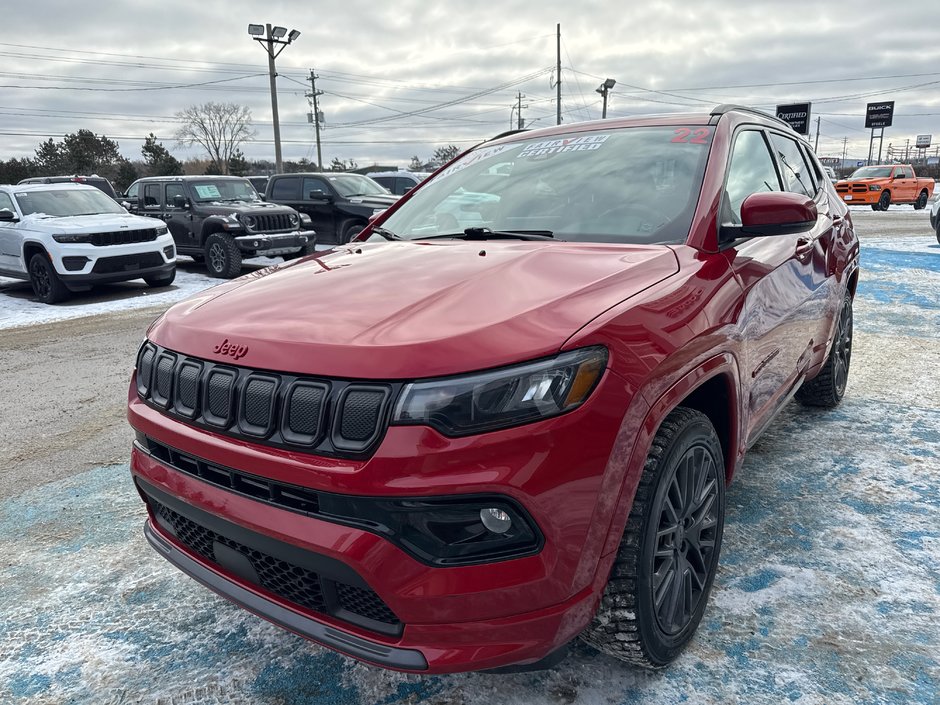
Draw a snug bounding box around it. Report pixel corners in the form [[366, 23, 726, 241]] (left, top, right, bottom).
[[128, 105, 859, 674]]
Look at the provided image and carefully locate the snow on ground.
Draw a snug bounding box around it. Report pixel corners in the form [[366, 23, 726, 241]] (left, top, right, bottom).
[[0, 218, 937, 704], [0, 251, 331, 331]]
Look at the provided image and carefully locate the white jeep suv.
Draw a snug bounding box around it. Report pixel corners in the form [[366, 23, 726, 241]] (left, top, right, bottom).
[[0, 183, 176, 303]]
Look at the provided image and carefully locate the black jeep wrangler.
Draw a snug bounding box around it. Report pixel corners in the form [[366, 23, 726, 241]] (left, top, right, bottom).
[[264, 172, 397, 245], [123, 176, 311, 278]]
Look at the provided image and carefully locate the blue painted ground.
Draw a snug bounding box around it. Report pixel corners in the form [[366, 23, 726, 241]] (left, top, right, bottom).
[[1, 234, 937, 705]]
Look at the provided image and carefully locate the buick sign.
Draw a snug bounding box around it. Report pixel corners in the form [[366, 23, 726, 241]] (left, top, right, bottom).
[[865, 101, 895, 129]]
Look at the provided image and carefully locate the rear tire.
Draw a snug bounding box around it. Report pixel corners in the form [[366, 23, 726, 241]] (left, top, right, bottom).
[[28, 253, 70, 304], [796, 293, 853, 408], [144, 269, 176, 288], [580, 407, 725, 669], [914, 190, 929, 210], [204, 233, 242, 279]]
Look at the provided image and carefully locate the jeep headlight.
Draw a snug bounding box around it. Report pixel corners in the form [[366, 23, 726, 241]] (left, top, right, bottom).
[[240, 214, 256, 229], [155, 225, 169, 236], [288, 212, 299, 226], [393, 347, 607, 436], [869, 185, 882, 191], [52, 233, 93, 243]]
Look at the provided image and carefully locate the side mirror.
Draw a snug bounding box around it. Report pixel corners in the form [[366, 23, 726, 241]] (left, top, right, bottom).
[[308, 189, 332, 201], [739, 191, 817, 237], [0, 209, 18, 222], [173, 194, 189, 209]]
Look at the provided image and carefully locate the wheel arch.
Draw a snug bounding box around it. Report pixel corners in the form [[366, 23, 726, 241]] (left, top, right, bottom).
[[598, 353, 742, 561], [23, 240, 50, 264], [199, 218, 233, 246]]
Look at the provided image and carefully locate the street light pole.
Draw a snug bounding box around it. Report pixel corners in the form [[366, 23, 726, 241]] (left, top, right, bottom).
[[595, 78, 616, 119], [249, 23, 301, 174]]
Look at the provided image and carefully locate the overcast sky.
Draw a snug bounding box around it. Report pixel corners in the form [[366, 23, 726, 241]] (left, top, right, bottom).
[[3, 0, 939, 170]]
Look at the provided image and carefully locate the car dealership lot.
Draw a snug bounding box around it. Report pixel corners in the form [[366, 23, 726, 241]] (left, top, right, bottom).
[[0, 209, 937, 704]]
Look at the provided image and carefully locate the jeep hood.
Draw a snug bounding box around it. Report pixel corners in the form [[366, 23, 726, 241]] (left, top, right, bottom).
[[19, 212, 161, 234], [198, 201, 297, 216], [149, 241, 678, 378]]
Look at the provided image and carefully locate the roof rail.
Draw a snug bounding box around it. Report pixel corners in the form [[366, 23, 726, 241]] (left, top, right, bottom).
[[709, 104, 794, 130], [489, 128, 529, 141]]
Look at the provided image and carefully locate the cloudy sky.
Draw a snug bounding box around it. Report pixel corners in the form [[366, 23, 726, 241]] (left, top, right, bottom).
[[3, 0, 939, 170]]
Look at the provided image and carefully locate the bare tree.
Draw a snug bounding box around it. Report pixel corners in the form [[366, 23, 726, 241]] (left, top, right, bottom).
[[174, 103, 256, 175]]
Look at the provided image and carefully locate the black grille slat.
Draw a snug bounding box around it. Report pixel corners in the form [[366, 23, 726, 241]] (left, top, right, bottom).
[[341, 390, 384, 441], [148, 496, 398, 628], [136, 343, 392, 459], [254, 213, 293, 233], [91, 228, 159, 247]]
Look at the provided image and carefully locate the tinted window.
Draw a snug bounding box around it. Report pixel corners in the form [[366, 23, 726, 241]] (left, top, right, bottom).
[[125, 182, 140, 200], [302, 177, 331, 198], [371, 176, 395, 191], [722, 130, 781, 226], [144, 184, 162, 208], [271, 177, 301, 200], [397, 178, 417, 194], [165, 184, 186, 207], [768, 134, 814, 197]]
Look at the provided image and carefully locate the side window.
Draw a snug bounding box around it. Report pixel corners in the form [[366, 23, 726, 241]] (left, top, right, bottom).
[[125, 182, 140, 200], [271, 177, 300, 200], [895, 168, 910, 179], [165, 184, 186, 208], [797, 143, 821, 194], [143, 184, 162, 209], [768, 133, 814, 197], [372, 177, 393, 191], [0, 192, 15, 212], [396, 178, 415, 194], [302, 177, 330, 198], [722, 130, 782, 226]]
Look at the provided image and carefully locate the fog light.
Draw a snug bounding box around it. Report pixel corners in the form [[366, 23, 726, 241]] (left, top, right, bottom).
[[480, 507, 512, 534]]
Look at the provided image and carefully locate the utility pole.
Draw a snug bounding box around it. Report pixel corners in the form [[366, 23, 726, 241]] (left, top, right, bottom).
[[842, 137, 848, 169], [596, 78, 616, 119], [814, 116, 820, 152], [248, 23, 301, 174], [306, 69, 324, 171], [556, 23, 562, 125], [516, 91, 526, 130]]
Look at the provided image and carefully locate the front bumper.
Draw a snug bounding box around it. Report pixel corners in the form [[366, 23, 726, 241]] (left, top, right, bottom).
[[52, 235, 176, 287], [836, 190, 879, 204], [234, 231, 307, 255], [127, 368, 634, 673]]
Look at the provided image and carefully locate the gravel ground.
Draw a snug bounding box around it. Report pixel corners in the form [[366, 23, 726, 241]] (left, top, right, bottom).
[[0, 209, 937, 704]]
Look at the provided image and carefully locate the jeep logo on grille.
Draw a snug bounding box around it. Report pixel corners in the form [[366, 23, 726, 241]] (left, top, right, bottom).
[[213, 338, 248, 360]]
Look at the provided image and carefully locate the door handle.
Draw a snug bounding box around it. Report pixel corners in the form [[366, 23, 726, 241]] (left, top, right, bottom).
[[795, 236, 814, 261]]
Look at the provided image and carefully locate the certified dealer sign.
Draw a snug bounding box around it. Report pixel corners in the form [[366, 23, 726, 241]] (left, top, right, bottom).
[[776, 103, 812, 135]]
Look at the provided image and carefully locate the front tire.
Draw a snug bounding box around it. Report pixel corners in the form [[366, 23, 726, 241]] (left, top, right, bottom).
[[877, 191, 891, 211], [580, 407, 725, 668], [204, 233, 242, 279], [28, 253, 70, 304], [914, 190, 929, 210], [340, 220, 364, 244], [796, 293, 853, 408]]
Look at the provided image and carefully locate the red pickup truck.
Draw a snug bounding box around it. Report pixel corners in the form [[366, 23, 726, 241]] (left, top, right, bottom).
[[128, 106, 859, 674], [834, 164, 934, 210]]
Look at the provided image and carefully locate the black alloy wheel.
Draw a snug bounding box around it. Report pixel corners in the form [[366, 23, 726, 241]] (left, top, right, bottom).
[[877, 191, 891, 211], [580, 407, 725, 668], [914, 191, 929, 210], [650, 443, 722, 637], [796, 293, 853, 407], [28, 253, 70, 304]]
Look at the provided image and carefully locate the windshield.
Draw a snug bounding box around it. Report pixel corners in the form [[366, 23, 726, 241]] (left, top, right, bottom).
[[190, 179, 259, 202], [14, 188, 125, 217], [378, 126, 712, 244], [849, 167, 893, 179], [325, 174, 389, 197]]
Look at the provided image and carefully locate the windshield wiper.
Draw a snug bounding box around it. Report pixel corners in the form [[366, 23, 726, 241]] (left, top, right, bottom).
[[370, 226, 403, 241], [414, 227, 555, 242]]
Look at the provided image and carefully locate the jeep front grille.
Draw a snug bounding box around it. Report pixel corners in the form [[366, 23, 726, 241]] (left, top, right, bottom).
[[91, 228, 159, 246], [252, 213, 294, 233], [136, 342, 396, 459]]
